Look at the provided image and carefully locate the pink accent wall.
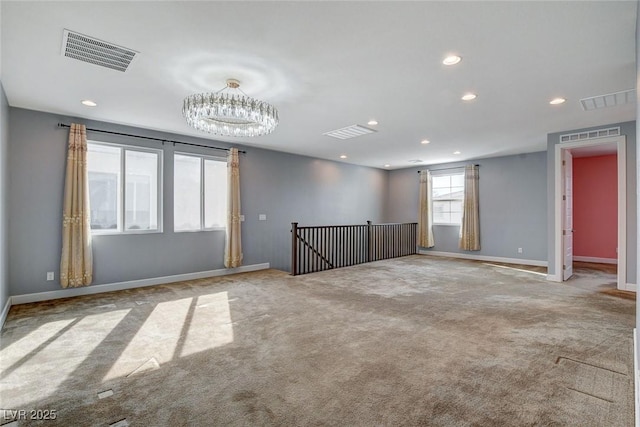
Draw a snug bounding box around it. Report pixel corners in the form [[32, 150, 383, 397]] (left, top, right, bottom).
[[572, 154, 617, 259]]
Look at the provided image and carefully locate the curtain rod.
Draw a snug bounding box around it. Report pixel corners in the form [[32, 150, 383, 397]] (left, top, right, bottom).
[[57, 123, 246, 154], [417, 164, 479, 173]]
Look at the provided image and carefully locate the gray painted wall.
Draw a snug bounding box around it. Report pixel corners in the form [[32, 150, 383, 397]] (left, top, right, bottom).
[[546, 121, 636, 283], [0, 83, 8, 310], [387, 151, 548, 261], [241, 148, 387, 271], [8, 108, 386, 296]]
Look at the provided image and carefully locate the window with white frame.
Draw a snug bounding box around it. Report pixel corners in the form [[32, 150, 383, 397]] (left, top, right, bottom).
[[174, 153, 227, 231], [87, 142, 162, 233], [432, 172, 464, 225]]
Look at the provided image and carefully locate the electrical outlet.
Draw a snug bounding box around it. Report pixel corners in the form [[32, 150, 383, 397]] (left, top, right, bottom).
[[239, 215, 245, 222], [46, 271, 54, 281], [517, 248, 523, 254]]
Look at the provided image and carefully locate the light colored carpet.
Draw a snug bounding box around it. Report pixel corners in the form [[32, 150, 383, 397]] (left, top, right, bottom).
[[0, 255, 634, 426]]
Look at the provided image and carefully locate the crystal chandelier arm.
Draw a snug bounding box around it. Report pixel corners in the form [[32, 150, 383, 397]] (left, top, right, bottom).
[[214, 84, 230, 94]]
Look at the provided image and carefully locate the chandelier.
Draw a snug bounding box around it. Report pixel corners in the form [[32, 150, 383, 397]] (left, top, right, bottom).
[[182, 79, 279, 137]]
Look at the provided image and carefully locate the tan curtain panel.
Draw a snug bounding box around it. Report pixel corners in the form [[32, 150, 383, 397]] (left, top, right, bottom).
[[224, 148, 243, 268], [459, 164, 480, 251], [60, 123, 93, 287], [418, 170, 435, 248]]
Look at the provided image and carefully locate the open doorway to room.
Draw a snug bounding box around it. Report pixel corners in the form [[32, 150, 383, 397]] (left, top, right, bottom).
[[572, 146, 620, 292], [553, 135, 628, 290], [573, 149, 618, 267]]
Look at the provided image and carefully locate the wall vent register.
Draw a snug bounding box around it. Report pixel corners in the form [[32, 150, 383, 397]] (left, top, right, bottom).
[[560, 127, 620, 143], [579, 89, 635, 111], [61, 29, 138, 72], [323, 125, 377, 140]]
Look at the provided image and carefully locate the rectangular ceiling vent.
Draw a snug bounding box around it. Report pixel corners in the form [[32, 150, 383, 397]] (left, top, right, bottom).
[[61, 29, 138, 72], [323, 124, 377, 140], [580, 89, 635, 111], [560, 127, 620, 143]]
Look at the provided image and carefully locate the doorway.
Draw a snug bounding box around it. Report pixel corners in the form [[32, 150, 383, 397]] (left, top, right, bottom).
[[551, 135, 628, 290]]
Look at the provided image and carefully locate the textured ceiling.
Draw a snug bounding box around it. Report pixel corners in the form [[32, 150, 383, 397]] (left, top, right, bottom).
[[1, 1, 636, 169]]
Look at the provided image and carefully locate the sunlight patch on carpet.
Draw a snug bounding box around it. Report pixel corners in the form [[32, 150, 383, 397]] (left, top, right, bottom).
[[0, 318, 77, 367], [181, 292, 233, 358], [127, 357, 160, 377], [104, 298, 191, 381], [1, 309, 130, 407], [104, 292, 233, 380], [483, 263, 547, 277]]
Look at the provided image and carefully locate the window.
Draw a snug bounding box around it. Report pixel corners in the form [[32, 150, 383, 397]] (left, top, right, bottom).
[[87, 142, 162, 233], [174, 153, 227, 231], [432, 172, 464, 225]]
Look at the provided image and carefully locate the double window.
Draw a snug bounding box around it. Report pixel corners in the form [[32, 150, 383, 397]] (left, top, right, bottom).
[[87, 142, 162, 233], [432, 172, 464, 225], [174, 153, 227, 231], [87, 142, 228, 235]]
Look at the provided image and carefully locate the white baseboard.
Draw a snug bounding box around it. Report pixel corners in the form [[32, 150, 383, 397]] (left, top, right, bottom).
[[635, 329, 639, 427], [1, 296, 12, 330], [418, 250, 548, 267], [10, 263, 270, 305], [619, 283, 637, 292], [547, 277, 635, 292], [574, 256, 618, 264]]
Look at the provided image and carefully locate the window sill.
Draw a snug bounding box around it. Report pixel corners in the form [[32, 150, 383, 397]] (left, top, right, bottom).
[[92, 229, 163, 236], [433, 223, 461, 227], [174, 228, 226, 233]]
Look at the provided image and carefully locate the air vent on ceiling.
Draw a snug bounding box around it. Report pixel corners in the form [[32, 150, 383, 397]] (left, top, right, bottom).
[[323, 124, 377, 140], [580, 89, 635, 111], [407, 159, 423, 164], [560, 127, 620, 143], [61, 29, 138, 72]]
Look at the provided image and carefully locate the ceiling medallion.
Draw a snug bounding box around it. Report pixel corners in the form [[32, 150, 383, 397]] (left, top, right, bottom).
[[183, 79, 279, 137]]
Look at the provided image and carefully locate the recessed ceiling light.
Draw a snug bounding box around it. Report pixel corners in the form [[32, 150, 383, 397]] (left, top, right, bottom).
[[384, 164, 391, 168], [340, 155, 347, 159], [443, 55, 462, 65], [461, 93, 477, 101], [453, 151, 461, 155], [367, 120, 378, 126], [81, 99, 97, 107], [421, 139, 430, 144], [550, 97, 566, 105]]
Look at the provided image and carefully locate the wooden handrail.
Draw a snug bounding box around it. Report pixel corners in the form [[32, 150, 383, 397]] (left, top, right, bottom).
[[290, 221, 417, 275]]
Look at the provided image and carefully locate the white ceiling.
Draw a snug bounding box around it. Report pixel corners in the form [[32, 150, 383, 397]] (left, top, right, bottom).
[[1, 1, 636, 169]]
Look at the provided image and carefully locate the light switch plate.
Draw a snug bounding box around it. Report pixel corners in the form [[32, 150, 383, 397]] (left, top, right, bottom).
[[259, 214, 267, 221], [46, 271, 54, 281], [239, 215, 245, 222]]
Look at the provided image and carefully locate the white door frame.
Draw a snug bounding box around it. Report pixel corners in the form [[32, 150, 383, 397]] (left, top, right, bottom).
[[550, 135, 627, 290], [562, 149, 574, 281]]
